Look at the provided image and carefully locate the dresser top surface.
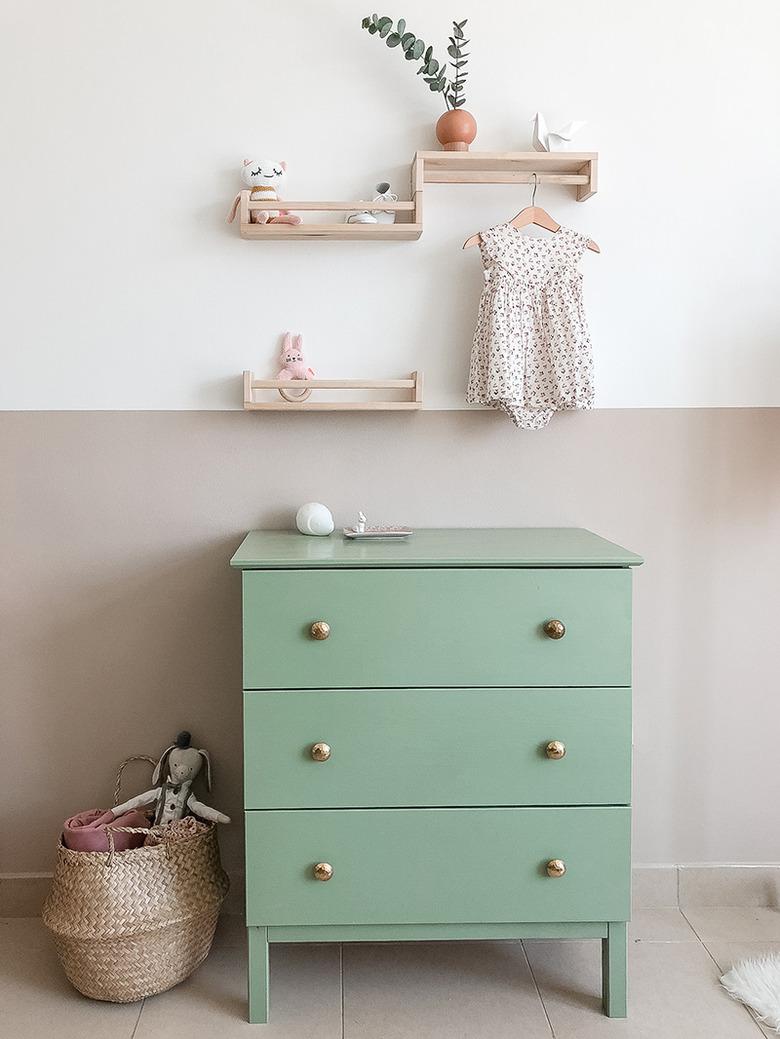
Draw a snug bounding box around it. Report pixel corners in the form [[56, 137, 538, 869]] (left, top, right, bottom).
[[230, 528, 643, 570]]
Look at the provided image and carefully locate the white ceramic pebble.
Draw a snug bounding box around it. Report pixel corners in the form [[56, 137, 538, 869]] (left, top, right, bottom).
[[296, 502, 334, 536]]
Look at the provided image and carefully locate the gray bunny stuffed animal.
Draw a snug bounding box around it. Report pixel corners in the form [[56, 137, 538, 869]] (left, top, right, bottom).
[[111, 731, 231, 827]]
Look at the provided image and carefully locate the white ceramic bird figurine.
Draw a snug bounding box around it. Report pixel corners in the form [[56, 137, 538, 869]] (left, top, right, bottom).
[[532, 112, 587, 152]]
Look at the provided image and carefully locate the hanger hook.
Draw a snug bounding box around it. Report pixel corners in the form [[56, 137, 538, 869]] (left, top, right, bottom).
[[531, 172, 539, 207]]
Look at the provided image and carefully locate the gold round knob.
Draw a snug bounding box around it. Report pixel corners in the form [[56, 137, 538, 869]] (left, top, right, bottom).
[[545, 740, 566, 760], [313, 862, 333, 881], [546, 859, 567, 878], [310, 621, 330, 641], [311, 742, 331, 762], [543, 619, 566, 640]]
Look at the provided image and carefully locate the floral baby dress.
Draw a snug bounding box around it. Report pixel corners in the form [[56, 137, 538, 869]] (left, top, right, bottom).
[[466, 223, 595, 429]]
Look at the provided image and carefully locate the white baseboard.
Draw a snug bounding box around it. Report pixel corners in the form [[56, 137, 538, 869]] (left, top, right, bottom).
[[4, 866, 780, 917]]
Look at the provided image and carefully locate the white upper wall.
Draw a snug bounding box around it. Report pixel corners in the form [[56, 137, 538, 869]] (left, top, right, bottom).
[[2, 0, 779, 410]]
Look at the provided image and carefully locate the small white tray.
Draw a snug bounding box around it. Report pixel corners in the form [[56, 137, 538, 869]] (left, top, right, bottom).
[[343, 527, 414, 540]]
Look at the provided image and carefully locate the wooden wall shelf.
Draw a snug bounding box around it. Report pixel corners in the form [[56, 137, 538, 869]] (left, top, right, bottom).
[[233, 151, 597, 241], [415, 151, 598, 202], [238, 197, 421, 240], [243, 371, 424, 411]]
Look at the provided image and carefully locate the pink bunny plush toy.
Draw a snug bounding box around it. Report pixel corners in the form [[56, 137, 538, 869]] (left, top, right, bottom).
[[277, 333, 314, 381], [226, 158, 301, 225]]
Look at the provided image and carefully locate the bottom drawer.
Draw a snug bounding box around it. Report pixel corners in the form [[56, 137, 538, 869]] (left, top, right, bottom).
[[245, 806, 630, 926]]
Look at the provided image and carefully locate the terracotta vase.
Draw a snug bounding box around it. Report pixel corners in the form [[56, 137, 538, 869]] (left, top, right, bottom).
[[436, 109, 477, 152]]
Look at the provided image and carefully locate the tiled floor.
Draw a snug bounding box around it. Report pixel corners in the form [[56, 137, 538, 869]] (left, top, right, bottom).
[[2, 909, 779, 1037]]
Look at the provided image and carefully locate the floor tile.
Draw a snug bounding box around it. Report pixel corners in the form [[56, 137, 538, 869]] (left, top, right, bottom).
[[679, 866, 780, 908], [135, 942, 342, 1038], [343, 941, 551, 1038], [524, 937, 761, 1037], [683, 907, 780, 942], [0, 917, 140, 1039], [702, 940, 780, 1039], [632, 866, 678, 909], [630, 908, 697, 942]]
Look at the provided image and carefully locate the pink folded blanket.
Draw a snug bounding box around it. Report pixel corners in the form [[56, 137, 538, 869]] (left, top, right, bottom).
[[62, 808, 151, 852]]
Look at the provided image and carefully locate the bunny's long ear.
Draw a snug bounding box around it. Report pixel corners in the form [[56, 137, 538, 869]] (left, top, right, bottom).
[[293, 334, 303, 351], [280, 161, 287, 171], [281, 332, 292, 356], [198, 750, 213, 791], [152, 744, 176, 785]]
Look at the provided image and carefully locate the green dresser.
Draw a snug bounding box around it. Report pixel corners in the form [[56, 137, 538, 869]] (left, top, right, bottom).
[[231, 528, 642, 1024]]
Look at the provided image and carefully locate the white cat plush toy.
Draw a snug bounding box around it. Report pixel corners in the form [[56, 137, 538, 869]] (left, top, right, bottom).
[[226, 159, 301, 225]]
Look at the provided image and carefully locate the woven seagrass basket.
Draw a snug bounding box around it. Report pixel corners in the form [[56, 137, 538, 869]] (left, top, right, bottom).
[[42, 756, 230, 1003]]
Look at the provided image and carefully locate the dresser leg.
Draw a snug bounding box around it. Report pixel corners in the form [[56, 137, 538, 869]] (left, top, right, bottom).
[[602, 921, 628, 1017], [248, 926, 269, 1024]]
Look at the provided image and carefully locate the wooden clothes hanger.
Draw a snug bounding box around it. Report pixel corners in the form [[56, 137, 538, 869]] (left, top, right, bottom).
[[462, 173, 600, 252]]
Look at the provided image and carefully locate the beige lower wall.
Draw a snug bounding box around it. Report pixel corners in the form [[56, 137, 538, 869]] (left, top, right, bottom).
[[3, 408, 779, 874]]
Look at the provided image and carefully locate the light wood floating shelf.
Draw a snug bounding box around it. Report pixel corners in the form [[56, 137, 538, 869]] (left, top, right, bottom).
[[416, 151, 598, 201], [234, 150, 597, 241], [243, 371, 424, 411], [238, 196, 421, 240]]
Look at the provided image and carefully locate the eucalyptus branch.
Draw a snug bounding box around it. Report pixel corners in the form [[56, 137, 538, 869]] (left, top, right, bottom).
[[445, 19, 469, 109], [361, 14, 468, 112]]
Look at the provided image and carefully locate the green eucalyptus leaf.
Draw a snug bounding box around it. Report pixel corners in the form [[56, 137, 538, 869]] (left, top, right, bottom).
[[401, 31, 415, 48], [457, 19, 468, 28], [424, 45, 432, 61], [447, 44, 459, 57], [371, 12, 378, 20], [386, 32, 401, 45], [379, 23, 391, 36], [361, 17, 370, 28], [427, 57, 439, 74], [368, 23, 378, 33], [405, 48, 416, 58], [452, 60, 467, 68], [410, 39, 424, 59], [429, 81, 440, 91], [453, 23, 464, 38], [377, 15, 392, 29], [396, 17, 406, 35]]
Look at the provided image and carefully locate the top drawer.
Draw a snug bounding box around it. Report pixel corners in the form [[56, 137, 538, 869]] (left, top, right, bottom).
[[242, 567, 632, 689]]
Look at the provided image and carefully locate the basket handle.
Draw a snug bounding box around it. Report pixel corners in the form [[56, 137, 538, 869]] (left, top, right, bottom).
[[113, 755, 157, 807], [103, 824, 159, 867]]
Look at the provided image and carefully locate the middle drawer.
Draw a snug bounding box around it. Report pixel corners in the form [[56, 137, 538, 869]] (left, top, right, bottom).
[[244, 687, 631, 808]]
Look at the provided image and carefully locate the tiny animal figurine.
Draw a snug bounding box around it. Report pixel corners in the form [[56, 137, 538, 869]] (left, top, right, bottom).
[[110, 731, 231, 827], [296, 502, 334, 536], [226, 158, 301, 225], [531, 112, 587, 152], [277, 332, 314, 381]]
